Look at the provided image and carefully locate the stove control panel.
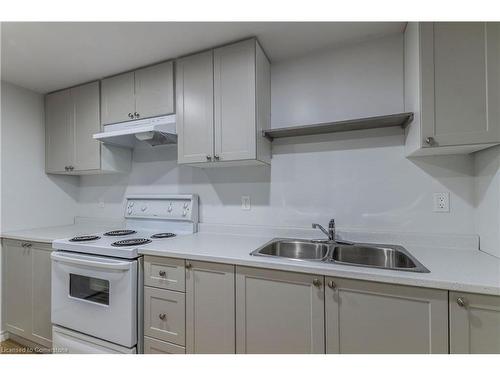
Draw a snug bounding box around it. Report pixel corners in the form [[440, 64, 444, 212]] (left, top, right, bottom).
[[124, 195, 199, 223]]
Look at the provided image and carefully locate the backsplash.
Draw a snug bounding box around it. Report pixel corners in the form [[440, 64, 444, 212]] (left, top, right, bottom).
[[78, 129, 475, 235]]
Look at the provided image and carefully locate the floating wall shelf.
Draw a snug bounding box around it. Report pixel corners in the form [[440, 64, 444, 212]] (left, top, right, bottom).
[[263, 112, 414, 141]]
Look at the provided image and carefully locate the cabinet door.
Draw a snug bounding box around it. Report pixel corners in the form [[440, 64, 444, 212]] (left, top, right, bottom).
[[31, 247, 52, 347], [214, 40, 256, 161], [45, 89, 73, 173], [71, 81, 101, 171], [176, 51, 214, 164], [3, 242, 33, 338], [135, 61, 174, 119], [450, 292, 500, 353], [235, 266, 324, 354], [325, 277, 448, 353], [101, 72, 135, 125], [186, 261, 235, 354], [144, 286, 185, 346], [421, 22, 500, 147]]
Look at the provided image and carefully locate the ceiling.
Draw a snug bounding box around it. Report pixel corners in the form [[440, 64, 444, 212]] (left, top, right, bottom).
[[1, 22, 405, 93]]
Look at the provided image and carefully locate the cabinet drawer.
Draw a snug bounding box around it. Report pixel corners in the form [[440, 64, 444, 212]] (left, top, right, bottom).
[[144, 336, 186, 354], [144, 286, 185, 346], [144, 255, 185, 291]]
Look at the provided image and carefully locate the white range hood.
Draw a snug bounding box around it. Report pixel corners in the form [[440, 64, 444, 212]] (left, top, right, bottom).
[[93, 114, 176, 148]]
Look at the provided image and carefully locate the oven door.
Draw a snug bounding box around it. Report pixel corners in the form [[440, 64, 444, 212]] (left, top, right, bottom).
[[51, 251, 138, 348]]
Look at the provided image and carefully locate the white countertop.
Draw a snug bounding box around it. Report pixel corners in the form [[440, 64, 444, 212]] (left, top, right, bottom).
[[1, 217, 123, 243], [139, 227, 500, 296], [2, 220, 499, 295]]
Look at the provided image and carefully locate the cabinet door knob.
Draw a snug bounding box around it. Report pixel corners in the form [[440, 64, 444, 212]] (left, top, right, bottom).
[[312, 278, 322, 288], [457, 297, 467, 307], [185, 262, 192, 269], [425, 137, 436, 146], [65, 166, 69, 171], [128, 112, 134, 119], [158, 270, 166, 277], [206, 155, 212, 161], [214, 155, 220, 161], [327, 280, 336, 289], [159, 313, 167, 321], [134, 112, 140, 118], [68, 166, 74, 171]]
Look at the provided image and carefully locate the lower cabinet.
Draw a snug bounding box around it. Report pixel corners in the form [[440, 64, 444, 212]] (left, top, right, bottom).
[[325, 277, 448, 353], [142, 257, 500, 355], [144, 286, 186, 346], [2, 239, 52, 347], [143, 258, 235, 354], [235, 266, 325, 354], [450, 291, 500, 353], [144, 336, 186, 354], [186, 261, 235, 354]]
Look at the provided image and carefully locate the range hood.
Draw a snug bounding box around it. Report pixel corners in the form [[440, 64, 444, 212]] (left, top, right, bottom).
[[93, 114, 176, 147]]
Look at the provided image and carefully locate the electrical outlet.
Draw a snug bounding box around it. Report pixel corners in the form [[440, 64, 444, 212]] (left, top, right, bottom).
[[433, 192, 450, 212], [241, 196, 251, 210]]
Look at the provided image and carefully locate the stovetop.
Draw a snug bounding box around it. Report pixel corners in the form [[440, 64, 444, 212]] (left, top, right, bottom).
[[53, 229, 187, 259], [52, 195, 199, 259]]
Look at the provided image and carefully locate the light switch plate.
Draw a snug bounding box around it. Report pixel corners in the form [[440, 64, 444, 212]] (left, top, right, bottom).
[[433, 192, 450, 212]]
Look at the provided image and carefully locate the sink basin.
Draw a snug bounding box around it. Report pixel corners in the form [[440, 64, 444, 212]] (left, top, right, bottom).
[[251, 239, 330, 261], [250, 238, 429, 273], [331, 244, 429, 273]]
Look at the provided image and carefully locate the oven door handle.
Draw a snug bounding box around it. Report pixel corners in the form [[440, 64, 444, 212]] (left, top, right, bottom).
[[51, 252, 132, 271]]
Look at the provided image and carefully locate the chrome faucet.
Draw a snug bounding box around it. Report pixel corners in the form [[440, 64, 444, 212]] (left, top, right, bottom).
[[312, 219, 336, 241]]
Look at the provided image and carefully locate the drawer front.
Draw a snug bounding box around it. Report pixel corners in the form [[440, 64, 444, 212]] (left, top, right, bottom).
[[144, 336, 186, 354], [144, 286, 185, 345], [144, 256, 185, 291]]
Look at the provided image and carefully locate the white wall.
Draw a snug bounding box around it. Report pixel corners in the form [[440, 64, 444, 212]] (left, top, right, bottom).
[[271, 34, 404, 127], [474, 145, 500, 257], [0, 81, 79, 334], [78, 34, 476, 236], [0, 81, 78, 232]]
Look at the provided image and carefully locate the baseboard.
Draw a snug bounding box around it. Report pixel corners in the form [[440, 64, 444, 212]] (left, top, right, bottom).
[[0, 330, 10, 342]]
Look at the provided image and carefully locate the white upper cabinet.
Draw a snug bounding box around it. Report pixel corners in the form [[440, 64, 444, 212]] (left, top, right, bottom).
[[214, 39, 257, 162], [135, 62, 174, 119], [176, 50, 215, 164], [101, 72, 135, 125], [46, 88, 73, 173], [101, 61, 174, 125], [45, 81, 131, 175], [404, 22, 500, 155], [176, 39, 271, 167], [72, 82, 101, 170]]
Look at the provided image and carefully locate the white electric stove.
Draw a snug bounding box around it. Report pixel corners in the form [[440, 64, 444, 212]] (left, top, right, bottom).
[[51, 195, 198, 354]]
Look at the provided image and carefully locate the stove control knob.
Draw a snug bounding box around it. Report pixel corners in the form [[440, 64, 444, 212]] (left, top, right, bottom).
[[141, 205, 147, 212], [167, 204, 173, 213], [129, 201, 134, 207], [182, 210, 187, 217], [183, 202, 189, 209], [127, 208, 132, 215]]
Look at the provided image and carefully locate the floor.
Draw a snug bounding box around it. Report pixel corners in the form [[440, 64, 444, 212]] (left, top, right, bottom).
[[0, 339, 39, 354]]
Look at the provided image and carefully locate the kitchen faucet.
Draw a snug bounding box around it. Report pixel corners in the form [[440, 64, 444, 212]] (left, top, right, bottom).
[[312, 219, 336, 241]]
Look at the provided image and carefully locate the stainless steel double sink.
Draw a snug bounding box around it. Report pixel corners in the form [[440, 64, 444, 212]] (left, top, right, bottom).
[[250, 238, 429, 273]]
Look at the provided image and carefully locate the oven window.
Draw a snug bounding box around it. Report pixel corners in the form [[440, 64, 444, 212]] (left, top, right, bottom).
[[69, 274, 110, 305]]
